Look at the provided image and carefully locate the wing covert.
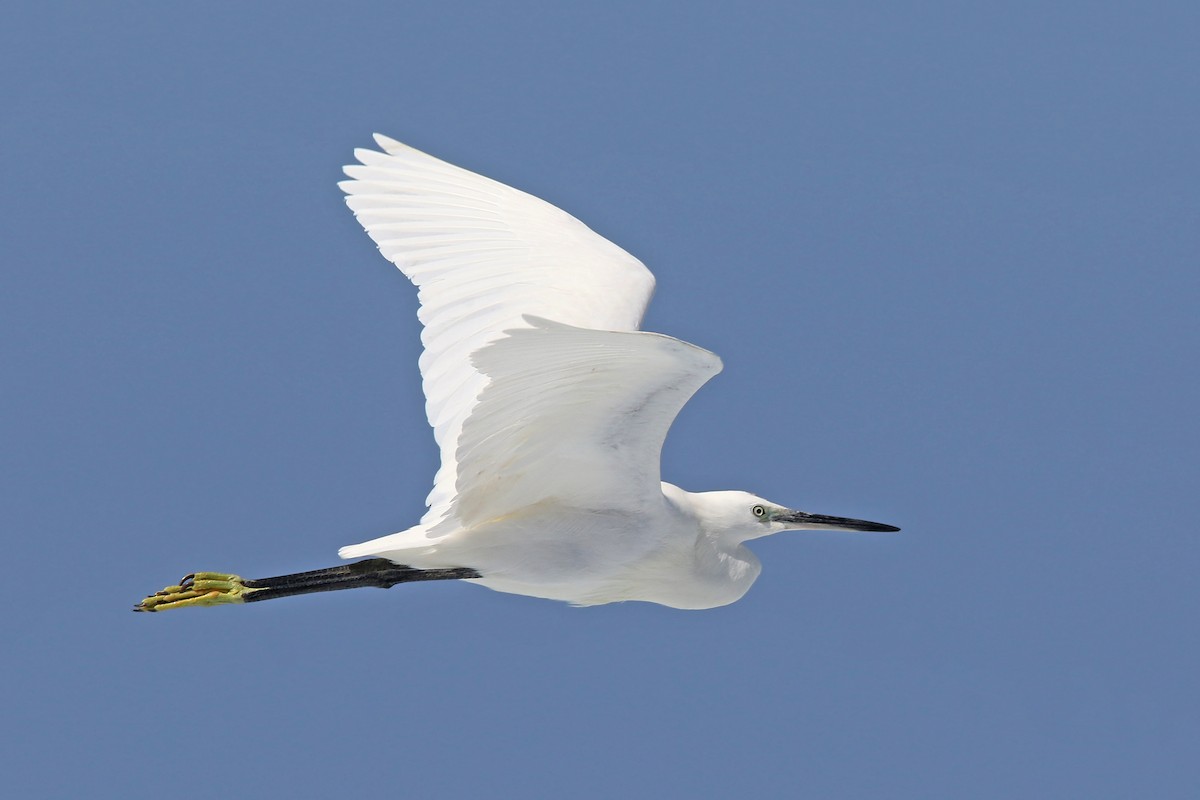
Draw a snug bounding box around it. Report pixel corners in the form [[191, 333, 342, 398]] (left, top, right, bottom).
[[443, 318, 722, 529]]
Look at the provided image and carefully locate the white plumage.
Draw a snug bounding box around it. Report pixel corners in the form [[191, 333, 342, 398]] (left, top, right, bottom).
[[332, 136, 897, 609]]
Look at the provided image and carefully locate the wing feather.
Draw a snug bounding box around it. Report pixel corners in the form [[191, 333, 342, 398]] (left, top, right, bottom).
[[340, 137, 657, 522]]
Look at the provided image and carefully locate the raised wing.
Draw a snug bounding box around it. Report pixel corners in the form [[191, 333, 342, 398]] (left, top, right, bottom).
[[340, 136, 656, 522], [445, 317, 722, 529]]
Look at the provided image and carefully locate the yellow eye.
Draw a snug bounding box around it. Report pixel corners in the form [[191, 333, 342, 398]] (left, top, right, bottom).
[[752, 505, 767, 518]]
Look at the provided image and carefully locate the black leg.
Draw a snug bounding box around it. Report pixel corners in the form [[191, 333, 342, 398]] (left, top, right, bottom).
[[135, 558, 481, 611], [238, 558, 481, 602]]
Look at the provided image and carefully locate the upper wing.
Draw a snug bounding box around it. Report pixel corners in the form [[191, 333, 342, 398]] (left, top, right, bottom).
[[340, 136, 656, 521], [445, 317, 722, 529]]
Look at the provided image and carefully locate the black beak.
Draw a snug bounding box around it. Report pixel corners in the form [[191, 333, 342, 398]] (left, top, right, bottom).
[[776, 510, 900, 533]]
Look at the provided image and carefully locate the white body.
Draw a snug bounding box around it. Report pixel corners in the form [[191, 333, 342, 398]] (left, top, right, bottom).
[[350, 482, 763, 609], [336, 136, 887, 609]]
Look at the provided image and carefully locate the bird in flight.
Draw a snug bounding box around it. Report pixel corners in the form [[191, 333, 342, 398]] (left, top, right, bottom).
[[136, 135, 897, 613]]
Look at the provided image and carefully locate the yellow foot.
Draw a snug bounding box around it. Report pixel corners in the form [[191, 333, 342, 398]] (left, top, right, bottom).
[[134, 572, 254, 612]]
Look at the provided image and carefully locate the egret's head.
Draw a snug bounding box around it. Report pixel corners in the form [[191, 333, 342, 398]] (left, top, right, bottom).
[[690, 490, 899, 544]]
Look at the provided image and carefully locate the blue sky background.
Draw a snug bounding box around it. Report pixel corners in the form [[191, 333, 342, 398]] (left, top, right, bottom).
[[3, 2, 1197, 797]]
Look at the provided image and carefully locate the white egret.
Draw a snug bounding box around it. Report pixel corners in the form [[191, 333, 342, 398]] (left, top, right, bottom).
[[136, 135, 897, 613]]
